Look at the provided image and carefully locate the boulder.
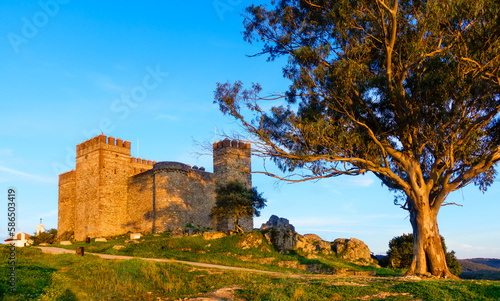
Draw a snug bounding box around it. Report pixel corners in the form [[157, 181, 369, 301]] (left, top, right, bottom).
[[296, 233, 332, 254], [332, 238, 372, 263], [113, 245, 125, 250], [237, 232, 263, 249], [60, 241, 72, 245], [130, 233, 141, 240], [260, 215, 297, 253], [95, 238, 107, 242], [261, 215, 295, 231], [295, 235, 317, 253], [169, 228, 184, 238], [202, 231, 227, 240], [303, 234, 323, 242]]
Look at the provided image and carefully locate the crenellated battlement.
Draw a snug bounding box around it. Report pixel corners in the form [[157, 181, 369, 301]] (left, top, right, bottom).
[[213, 138, 250, 151], [76, 134, 131, 157], [59, 170, 76, 185], [130, 157, 156, 166]]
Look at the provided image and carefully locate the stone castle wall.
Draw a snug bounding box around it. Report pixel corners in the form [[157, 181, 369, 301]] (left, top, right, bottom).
[[57, 170, 76, 235], [58, 134, 253, 240]]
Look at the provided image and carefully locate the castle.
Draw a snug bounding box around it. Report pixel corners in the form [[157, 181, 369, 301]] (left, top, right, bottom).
[[58, 134, 252, 241]]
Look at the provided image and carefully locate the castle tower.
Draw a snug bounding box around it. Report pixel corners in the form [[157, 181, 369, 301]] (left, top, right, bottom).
[[213, 138, 252, 187], [58, 169, 76, 236], [213, 138, 253, 231], [73, 134, 132, 240]]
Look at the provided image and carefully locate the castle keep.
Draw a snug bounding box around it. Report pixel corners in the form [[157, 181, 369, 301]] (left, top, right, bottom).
[[58, 134, 252, 241]]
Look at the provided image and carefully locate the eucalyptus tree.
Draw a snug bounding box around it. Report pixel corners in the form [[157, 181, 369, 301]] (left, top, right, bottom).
[[215, 0, 500, 277]]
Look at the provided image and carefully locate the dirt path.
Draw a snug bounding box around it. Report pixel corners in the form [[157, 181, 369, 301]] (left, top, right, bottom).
[[36, 246, 285, 276]]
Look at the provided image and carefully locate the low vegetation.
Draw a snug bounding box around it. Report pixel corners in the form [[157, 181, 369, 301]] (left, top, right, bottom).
[[1, 232, 499, 300], [31, 229, 58, 246], [52, 231, 396, 275], [384, 233, 462, 276]]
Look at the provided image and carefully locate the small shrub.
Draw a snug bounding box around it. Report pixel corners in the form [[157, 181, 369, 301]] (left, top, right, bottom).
[[32, 229, 58, 245], [387, 233, 461, 276]]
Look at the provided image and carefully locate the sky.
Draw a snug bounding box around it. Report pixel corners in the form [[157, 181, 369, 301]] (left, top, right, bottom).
[[0, 0, 499, 259]]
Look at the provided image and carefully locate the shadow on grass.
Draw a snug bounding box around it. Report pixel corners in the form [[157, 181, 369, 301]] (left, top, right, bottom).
[[55, 288, 78, 301], [0, 265, 58, 299]]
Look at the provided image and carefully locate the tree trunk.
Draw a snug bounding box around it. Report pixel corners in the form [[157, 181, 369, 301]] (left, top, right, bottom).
[[233, 217, 244, 234], [406, 198, 457, 278]]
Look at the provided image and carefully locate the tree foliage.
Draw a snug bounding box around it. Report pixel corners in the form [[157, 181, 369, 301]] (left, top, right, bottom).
[[214, 0, 500, 277], [387, 233, 462, 276], [32, 228, 57, 246], [210, 181, 267, 233]]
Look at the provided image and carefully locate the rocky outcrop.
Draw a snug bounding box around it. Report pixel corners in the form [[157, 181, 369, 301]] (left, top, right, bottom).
[[203, 231, 227, 240], [332, 238, 372, 263], [259, 216, 374, 265], [237, 232, 264, 249], [260, 215, 297, 253], [296, 233, 332, 254]]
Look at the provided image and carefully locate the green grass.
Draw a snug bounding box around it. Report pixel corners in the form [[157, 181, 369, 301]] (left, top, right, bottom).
[[1, 246, 500, 300], [53, 231, 399, 276]]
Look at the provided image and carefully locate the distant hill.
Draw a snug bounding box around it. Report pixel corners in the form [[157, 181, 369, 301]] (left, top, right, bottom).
[[462, 258, 500, 270], [459, 258, 500, 280]]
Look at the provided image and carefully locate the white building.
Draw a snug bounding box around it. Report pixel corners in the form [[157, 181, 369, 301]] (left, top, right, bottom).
[[36, 219, 45, 235], [4, 232, 33, 247]]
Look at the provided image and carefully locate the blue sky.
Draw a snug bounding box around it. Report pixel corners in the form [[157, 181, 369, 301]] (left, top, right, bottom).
[[0, 1, 499, 259]]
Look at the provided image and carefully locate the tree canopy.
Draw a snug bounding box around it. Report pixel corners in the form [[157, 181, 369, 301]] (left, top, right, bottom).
[[211, 181, 267, 233], [214, 0, 500, 277]]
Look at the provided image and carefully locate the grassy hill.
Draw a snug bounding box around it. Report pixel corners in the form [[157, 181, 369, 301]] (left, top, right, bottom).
[[1, 232, 500, 300], [51, 231, 397, 276], [464, 258, 500, 269], [459, 259, 500, 281]]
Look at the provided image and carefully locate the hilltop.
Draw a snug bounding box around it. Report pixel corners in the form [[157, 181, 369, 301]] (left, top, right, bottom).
[[459, 258, 500, 281], [1, 231, 500, 300], [462, 258, 500, 270]]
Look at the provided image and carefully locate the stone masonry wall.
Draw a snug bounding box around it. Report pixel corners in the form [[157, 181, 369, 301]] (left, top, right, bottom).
[[57, 170, 76, 235], [98, 136, 132, 238], [75, 140, 101, 240], [126, 171, 154, 233], [152, 162, 216, 232]]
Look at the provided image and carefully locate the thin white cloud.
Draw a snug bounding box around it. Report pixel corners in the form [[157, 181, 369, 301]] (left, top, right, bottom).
[[0, 148, 13, 156], [324, 174, 376, 190], [460, 244, 487, 250], [0, 166, 57, 184], [40, 210, 58, 218], [91, 73, 125, 93], [350, 177, 375, 187], [154, 114, 180, 121], [365, 213, 408, 220], [291, 217, 356, 227]]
